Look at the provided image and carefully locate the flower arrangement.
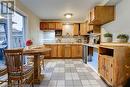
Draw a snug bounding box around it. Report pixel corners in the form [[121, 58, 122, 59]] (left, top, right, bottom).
[[26, 40, 33, 46]]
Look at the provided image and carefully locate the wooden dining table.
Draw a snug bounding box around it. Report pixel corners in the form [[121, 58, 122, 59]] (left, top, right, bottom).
[[23, 47, 51, 84]]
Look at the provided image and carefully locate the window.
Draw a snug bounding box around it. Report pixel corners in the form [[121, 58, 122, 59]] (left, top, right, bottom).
[[11, 11, 25, 48]]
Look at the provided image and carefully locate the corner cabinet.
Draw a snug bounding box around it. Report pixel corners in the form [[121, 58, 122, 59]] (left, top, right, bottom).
[[89, 6, 115, 25], [98, 46, 130, 87]]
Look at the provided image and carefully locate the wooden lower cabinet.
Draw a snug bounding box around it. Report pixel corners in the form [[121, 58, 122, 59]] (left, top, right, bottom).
[[98, 55, 105, 78], [64, 44, 72, 57], [99, 55, 114, 86], [44, 44, 82, 58], [71, 45, 82, 57], [57, 45, 64, 57], [50, 45, 58, 57], [44, 45, 51, 58], [98, 46, 130, 87], [105, 57, 114, 84]]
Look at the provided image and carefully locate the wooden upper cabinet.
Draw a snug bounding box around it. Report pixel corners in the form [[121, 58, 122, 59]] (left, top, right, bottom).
[[56, 22, 63, 30], [89, 25, 101, 33], [40, 22, 62, 30], [89, 6, 115, 25], [80, 23, 87, 35], [48, 22, 56, 29], [40, 22, 49, 30], [73, 23, 79, 36]]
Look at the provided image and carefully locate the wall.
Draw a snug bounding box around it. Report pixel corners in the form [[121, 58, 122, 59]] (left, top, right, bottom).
[[15, 0, 43, 45], [101, 0, 130, 42], [62, 24, 74, 36]]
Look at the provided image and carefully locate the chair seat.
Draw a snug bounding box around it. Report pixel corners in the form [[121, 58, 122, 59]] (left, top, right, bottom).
[[9, 66, 33, 79], [0, 65, 7, 72], [0, 65, 7, 76]]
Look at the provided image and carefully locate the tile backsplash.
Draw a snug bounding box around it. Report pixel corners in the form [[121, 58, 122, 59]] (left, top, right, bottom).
[[42, 30, 84, 43]]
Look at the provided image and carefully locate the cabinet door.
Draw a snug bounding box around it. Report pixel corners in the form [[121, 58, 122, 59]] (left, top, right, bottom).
[[40, 22, 49, 30], [48, 22, 56, 29], [64, 45, 71, 57], [105, 58, 113, 85], [77, 45, 82, 57], [56, 23, 62, 30], [44, 45, 51, 58], [72, 45, 82, 58], [80, 23, 87, 35], [57, 45, 64, 57], [73, 24, 79, 35], [71, 45, 77, 57], [98, 55, 105, 78], [50, 45, 57, 57]]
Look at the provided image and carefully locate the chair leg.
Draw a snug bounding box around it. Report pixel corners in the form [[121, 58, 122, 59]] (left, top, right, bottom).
[[32, 73, 34, 87], [8, 78, 12, 87]]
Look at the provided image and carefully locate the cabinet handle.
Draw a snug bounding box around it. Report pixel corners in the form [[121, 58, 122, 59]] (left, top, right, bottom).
[[125, 65, 130, 69]]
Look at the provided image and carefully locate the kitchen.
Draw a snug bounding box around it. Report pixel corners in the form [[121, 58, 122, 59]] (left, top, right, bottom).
[[0, 0, 130, 87]]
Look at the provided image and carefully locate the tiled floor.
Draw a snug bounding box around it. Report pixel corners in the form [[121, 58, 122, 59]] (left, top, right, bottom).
[[35, 59, 108, 87], [0, 59, 108, 87]]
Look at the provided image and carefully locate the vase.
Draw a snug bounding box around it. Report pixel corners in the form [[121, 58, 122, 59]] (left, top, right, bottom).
[[26, 46, 31, 49], [117, 38, 128, 43], [104, 37, 112, 42]]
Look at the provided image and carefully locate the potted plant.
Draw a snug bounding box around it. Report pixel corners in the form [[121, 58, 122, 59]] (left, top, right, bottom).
[[104, 32, 112, 42], [117, 34, 129, 43]]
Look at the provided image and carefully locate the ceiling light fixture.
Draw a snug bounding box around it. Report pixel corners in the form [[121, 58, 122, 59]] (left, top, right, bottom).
[[64, 13, 73, 19]]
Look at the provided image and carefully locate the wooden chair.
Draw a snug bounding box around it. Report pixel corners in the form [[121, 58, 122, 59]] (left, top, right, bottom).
[[0, 65, 7, 85], [4, 48, 34, 87]]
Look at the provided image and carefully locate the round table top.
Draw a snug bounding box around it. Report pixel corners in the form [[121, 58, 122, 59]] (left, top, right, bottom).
[[23, 47, 51, 55]]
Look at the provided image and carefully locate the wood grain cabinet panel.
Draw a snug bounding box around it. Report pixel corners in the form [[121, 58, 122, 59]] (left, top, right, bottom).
[[80, 23, 87, 35], [40, 22, 49, 30], [44, 45, 51, 58], [56, 22, 63, 30], [89, 6, 115, 25], [73, 23, 79, 35], [105, 57, 114, 84], [98, 55, 105, 78], [57, 45, 64, 57], [71, 45, 82, 57], [48, 22, 56, 29], [50, 45, 57, 57], [64, 45, 72, 57], [78, 45, 82, 57], [98, 46, 130, 87]]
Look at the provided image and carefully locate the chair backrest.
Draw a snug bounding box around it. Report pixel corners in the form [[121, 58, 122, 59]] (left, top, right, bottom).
[[4, 48, 23, 74]]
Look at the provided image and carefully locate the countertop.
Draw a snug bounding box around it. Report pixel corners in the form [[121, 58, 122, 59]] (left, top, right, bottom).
[[83, 44, 99, 48], [43, 43, 83, 45], [43, 43, 99, 48], [43, 42, 130, 48], [100, 42, 130, 47]]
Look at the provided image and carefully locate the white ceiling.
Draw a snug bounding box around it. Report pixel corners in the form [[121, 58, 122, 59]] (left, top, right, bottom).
[[20, 0, 107, 22]]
